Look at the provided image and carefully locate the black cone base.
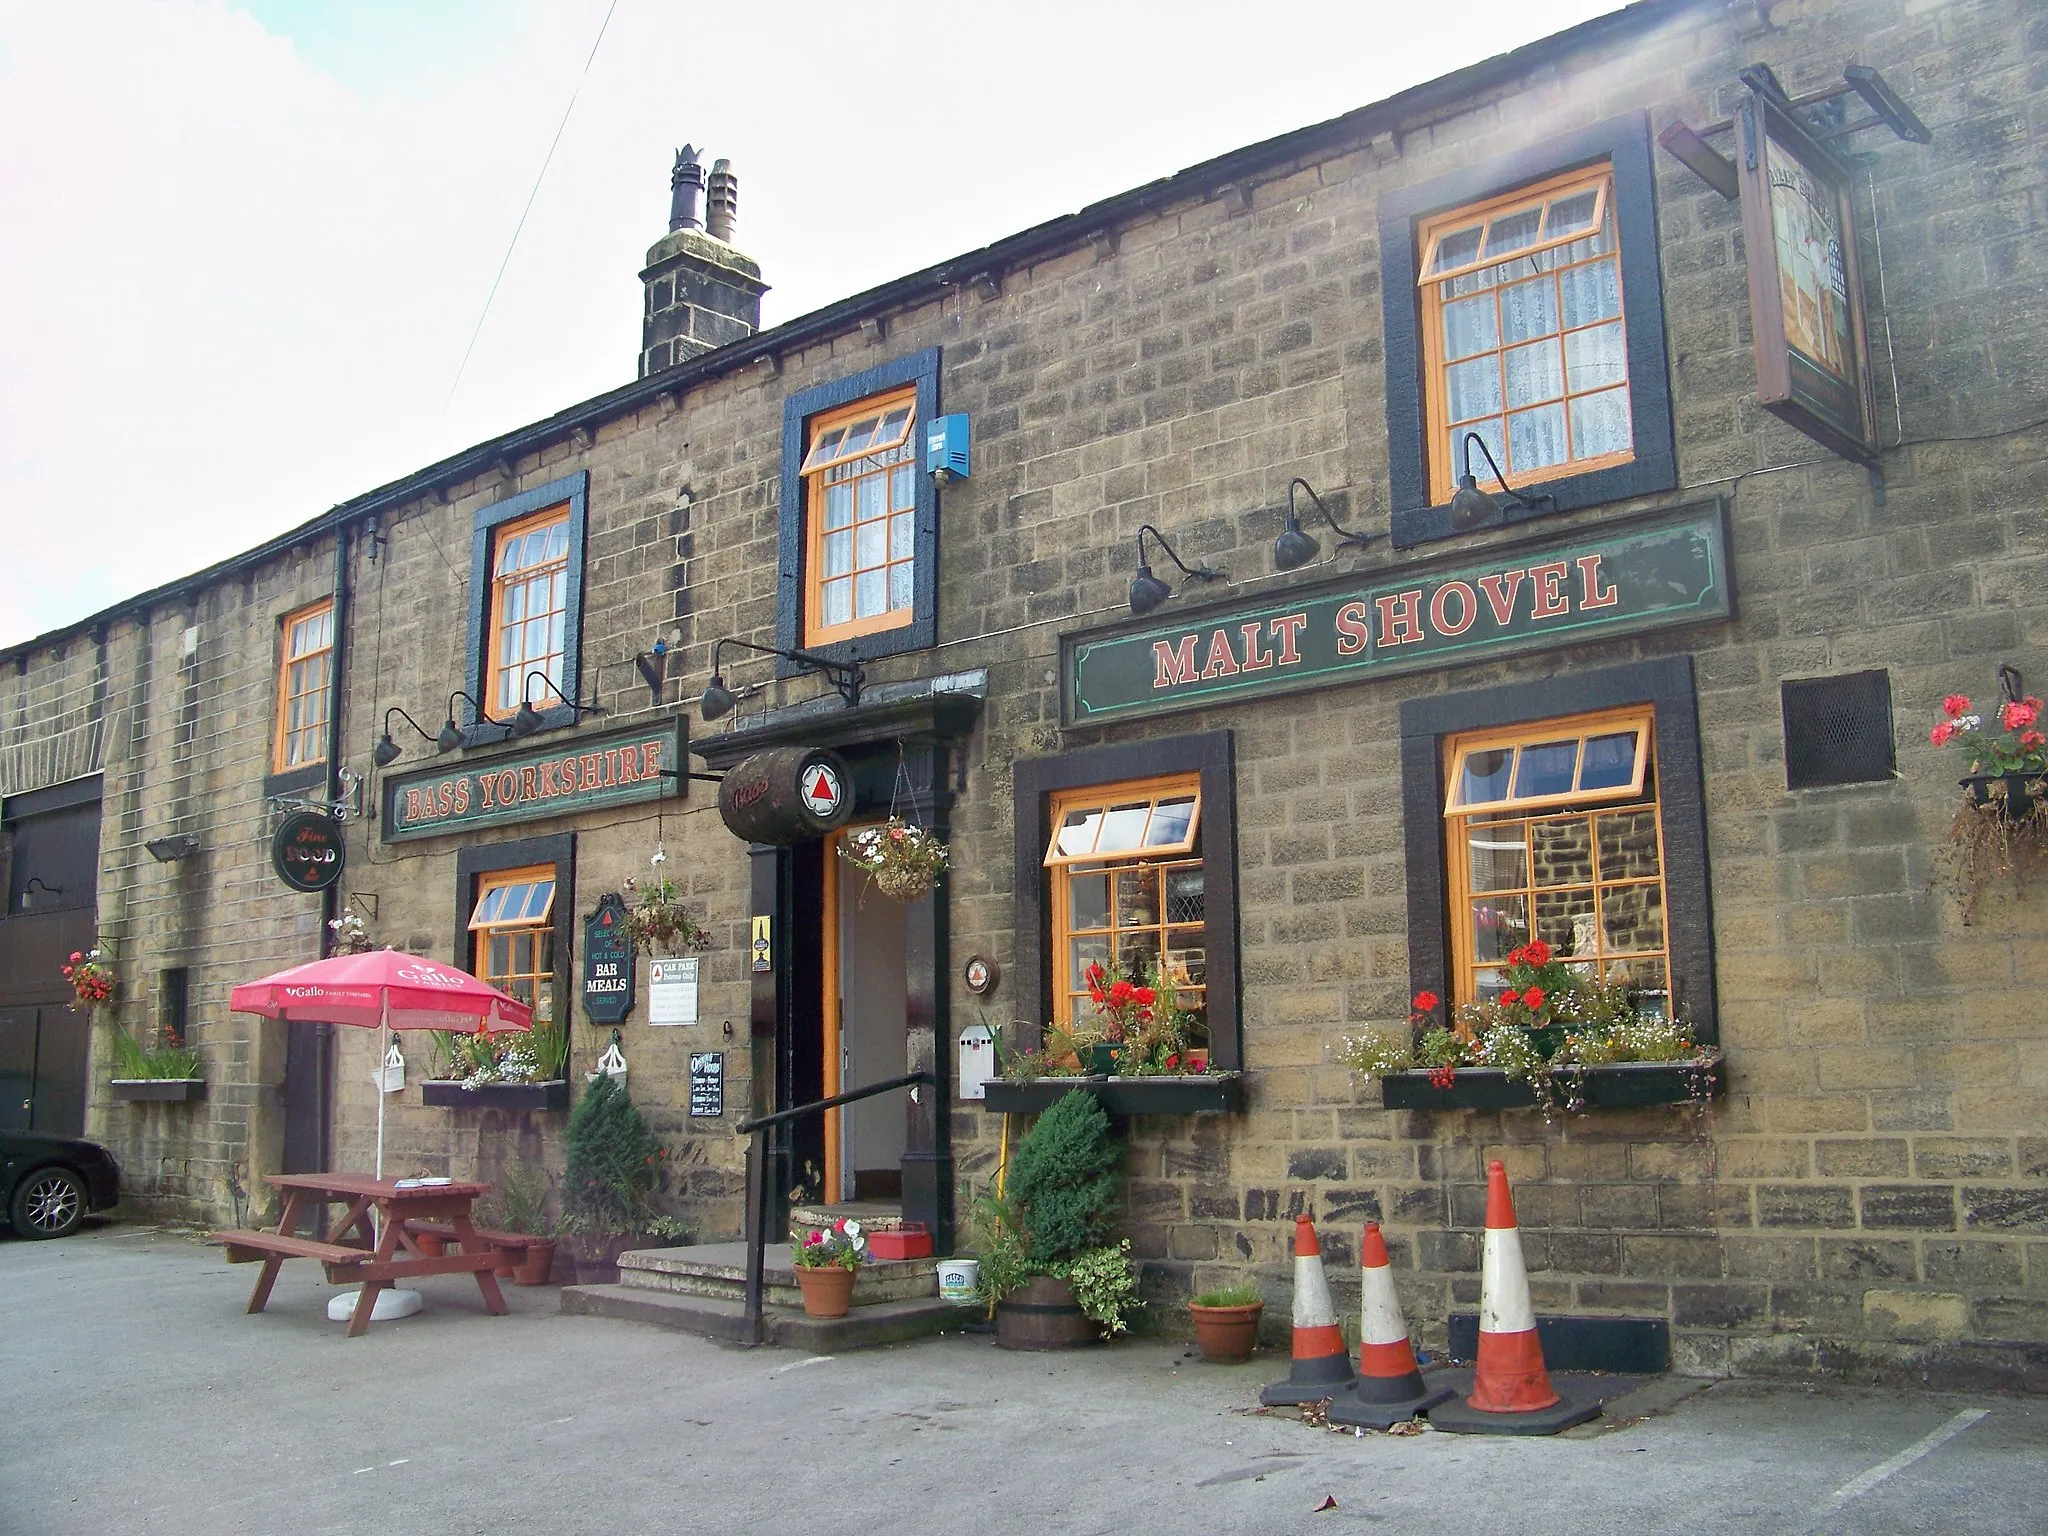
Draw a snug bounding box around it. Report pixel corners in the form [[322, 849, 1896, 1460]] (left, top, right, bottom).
[[1327, 1376, 1458, 1429], [1427, 1376, 1605, 1436], [1259, 1354, 1357, 1406]]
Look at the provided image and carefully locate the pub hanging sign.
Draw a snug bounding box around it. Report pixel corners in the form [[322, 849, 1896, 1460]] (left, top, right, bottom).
[[381, 718, 686, 843], [1062, 501, 1731, 727]]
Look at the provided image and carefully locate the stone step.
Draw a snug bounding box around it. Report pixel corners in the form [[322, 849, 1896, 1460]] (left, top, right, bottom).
[[788, 1202, 906, 1241], [617, 1240, 937, 1308], [560, 1284, 964, 1351]]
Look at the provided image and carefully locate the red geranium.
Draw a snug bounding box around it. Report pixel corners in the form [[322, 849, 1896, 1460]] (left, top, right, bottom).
[[1413, 990, 1440, 1013], [1500, 989, 1522, 1007], [1522, 986, 1546, 1010], [2001, 700, 2039, 732], [1944, 694, 1972, 718]]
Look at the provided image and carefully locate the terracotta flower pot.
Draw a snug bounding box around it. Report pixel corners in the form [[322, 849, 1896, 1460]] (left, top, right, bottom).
[[414, 1233, 445, 1257], [796, 1263, 856, 1318], [512, 1239, 557, 1286], [1188, 1301, 1264, 1364]]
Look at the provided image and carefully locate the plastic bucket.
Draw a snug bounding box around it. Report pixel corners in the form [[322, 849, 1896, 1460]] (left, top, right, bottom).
[[936, 1258, 980, 1306]]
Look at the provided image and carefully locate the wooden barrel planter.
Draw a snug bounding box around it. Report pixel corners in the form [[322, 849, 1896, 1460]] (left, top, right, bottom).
[[996, 1275, 1096, 1350]]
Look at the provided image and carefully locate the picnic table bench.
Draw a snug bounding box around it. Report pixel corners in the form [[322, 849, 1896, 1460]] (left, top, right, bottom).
[[402, 1220, 545, 1266]]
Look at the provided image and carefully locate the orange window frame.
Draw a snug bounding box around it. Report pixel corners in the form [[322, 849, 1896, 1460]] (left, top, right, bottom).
[[1418, 163, 1633, 505], [484, 504, 572, 718], [272, 598, 334, 774], [1044, 774, 1207, 1037], [468, 865, 558, 1019], [1441, 707, 1671, 1011], [802, 387, 918, 647]]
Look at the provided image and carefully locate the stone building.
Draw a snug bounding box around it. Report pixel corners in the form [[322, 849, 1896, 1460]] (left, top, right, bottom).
[[3, 0, 2045, 1388]]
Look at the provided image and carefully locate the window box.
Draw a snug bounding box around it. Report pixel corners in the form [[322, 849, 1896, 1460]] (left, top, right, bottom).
[[109, 1077, 207, 1103], [1377, 1051, 1722, 1111], [982, 1073, 1242, 1117], [420, 1078, 570, 1111]]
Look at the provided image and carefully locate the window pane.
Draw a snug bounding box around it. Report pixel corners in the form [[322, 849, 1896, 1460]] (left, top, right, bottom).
[[807, 427, 846, 468], [1466, 825, 1528, 892], [490, 934, 510, 975], [1597, 809, 1662, 880], [1146, 796, 1196, 847], [1602, 882, 1665, 954], [891, 463, 916, 511], [1458, 747, 1514, 805], [1547, 189, 1599, 238], [887, 561, 913, 612], [823, 530, 853, 578], [1431, 225, 1483, 274], [1165, 943, 1205, 989], [1068, 871, 1109, 930], [856, 518, 886, 569], [1470, 894, 1529, 962], [1056, 808, 1101, 857], [1441, 293, 1498, 360], [1069, 936, 1111, 991], [889, 512, 914, 559], [855, 568, 886, 617], [1118, 929, 1161, 977], [526, 879, 555, 920], [1499, 276, 1558, 345], [1483, 206, 1542, 259], [1509, 403, 1568, 471], [1095, 802, 1151, 853], [856, 471, 886, 523], [1115, 868, 1160, 926], [822, 578, 852, 627], [839, 416, 878, 458], [1165, 868, 1205, 924], [1608, 956, 1667, 1016], [1559, 257, 1621, 328], [1571, 388, 1632, 460], [1504, 338, 1563, 406], [1579, 731, 1638, 791], [1514, 740, 1578, 799], [1534, 887, 1597, 959], [824, 481, 853, 530], [1564, 321, 1627, 392], [1449, 420, 1505, 489], [1446, 356, 1504, 423], [877, 406, 911, 442], [1530, 815, 1593, 886]]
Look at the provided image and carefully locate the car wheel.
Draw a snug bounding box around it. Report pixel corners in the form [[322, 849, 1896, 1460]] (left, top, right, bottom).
[[11, 1165, 86, 1240]]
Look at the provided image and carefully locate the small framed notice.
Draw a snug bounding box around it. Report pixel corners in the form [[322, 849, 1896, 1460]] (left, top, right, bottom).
[[689, 1052, 724, 1118], [649, 958, 700, 1026]]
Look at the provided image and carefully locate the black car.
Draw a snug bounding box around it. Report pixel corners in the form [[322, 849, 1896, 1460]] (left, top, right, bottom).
[[1, 1131, 121, 1239]]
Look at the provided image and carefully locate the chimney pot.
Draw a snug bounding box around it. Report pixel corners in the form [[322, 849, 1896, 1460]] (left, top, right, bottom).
[[705, 158, 738, 244], [669, 145, 705, 232]]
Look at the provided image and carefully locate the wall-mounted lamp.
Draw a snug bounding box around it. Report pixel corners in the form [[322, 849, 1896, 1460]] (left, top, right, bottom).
[[144, 836, 199, 863], [1448, 432, 1558, 532], [21, 876, 66, 906], [634, 639, 670, 706], [1272, 478, 1380, 571], [373, 706, 438, 768], [699, 636, 863, 722], [511, 672, 607, 737], [438, 691, 511, 753], [1129, 524, 1226, 617]]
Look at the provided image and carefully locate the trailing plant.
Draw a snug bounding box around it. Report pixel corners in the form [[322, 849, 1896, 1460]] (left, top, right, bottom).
[[791, 1216, 867, 1271], [110, 1022, 201, 1080], [561, 1071, 663, 1236], [62, 948, 115, 1008], [1928, 683, 2048, 921], [1003, 1089, 1122, 1265], [622, 849, 712, 955], [432, 1015, 569, 1087], [838, 818, 950, 901], [1060, 1240, 1142, 1335], [1191, 1283, 1264, 1309], [645, 1214, 695, 1244], [327, 908, 374, 955]]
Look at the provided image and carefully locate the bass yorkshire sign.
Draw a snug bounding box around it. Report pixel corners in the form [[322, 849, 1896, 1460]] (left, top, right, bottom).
[[1062, 503, 1731, 726], [381, 719, 686, 842]]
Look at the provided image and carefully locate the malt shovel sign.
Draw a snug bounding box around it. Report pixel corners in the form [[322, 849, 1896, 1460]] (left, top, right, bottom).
[[582, 893, 635, 1025]]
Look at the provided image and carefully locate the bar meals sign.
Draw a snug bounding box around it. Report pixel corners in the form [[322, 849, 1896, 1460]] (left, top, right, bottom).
[[1062, 502, 1731, 726], [381, 718, 685, 842]]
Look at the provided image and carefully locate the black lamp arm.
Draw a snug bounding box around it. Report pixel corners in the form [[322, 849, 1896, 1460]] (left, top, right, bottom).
[[1136, 524, 1225, 582], [446, 689, 508, 728], [1288, 478, 1378, 550], [1460, 433, 1556, 512], [710, 636, 863, 706], [518, 670, 604, 716], [382, 706, 436, 744]]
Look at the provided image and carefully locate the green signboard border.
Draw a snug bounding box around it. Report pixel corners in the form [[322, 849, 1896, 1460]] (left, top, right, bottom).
[[1061, 499, 1733, 727], [380, 716, 687, 843]]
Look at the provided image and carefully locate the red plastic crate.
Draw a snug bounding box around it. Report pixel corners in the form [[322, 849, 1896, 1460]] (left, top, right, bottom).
[[867, 1224, 932, 1260]]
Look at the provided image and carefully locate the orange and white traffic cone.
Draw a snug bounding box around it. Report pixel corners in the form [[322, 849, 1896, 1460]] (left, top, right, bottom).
[[1328, 1221, 1454, 1428], [1430, 1159, 1599, 1435], [1259, 1215, 1357, 1405]]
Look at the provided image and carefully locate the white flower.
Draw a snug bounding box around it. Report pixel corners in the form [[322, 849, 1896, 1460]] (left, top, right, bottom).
[[651, 846, 667, 867], [842, 1220, 862, 1241]]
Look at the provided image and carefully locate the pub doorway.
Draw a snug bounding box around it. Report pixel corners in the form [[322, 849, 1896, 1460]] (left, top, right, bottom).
[[819, 827, 908, 1205]]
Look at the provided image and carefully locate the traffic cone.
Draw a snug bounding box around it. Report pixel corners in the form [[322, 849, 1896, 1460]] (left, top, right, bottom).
[[1428, 1159, 1600, 1435], [1327, 1222, 1454, 1428], [1259, 1215, 1357, 1405]]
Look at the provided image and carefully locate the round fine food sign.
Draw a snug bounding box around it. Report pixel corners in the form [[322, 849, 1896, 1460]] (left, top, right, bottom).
[[271, 810, 345, 893]]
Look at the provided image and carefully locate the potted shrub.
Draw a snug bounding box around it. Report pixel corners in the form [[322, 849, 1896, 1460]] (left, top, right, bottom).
[[1188, 1283, 1265, 1364], [495, 1159, 559, 1286], [837, 818, 949, 902], [1929, 685, 2048, 921], [790, 1217, 867, 1317], [560, 1072, 666, 1283], [975, 1088, 1139, 1348]]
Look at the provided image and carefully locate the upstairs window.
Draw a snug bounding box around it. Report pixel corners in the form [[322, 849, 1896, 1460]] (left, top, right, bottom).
[[486, 506, 571, 717], [273, 599, 334, 773], [802, 387, 918, 646]]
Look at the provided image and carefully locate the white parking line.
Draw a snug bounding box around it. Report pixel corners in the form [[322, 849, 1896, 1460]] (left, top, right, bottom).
[[1825, 1409, 1990, 1510], [775, 1355, 836, 1373]]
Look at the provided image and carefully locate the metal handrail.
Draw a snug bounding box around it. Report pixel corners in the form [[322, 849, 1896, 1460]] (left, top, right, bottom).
[[737, 1070, 934, 1342]]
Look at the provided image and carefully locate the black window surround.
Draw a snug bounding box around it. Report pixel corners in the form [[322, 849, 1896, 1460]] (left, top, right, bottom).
[[1380, 112, 1677, 550], [1398, 655, 1716, 1046], [459, 472, 589, 748], [776, 347, 941, 674], [453, 832, 576, 1037], [1012, 729, 1243, 1071]]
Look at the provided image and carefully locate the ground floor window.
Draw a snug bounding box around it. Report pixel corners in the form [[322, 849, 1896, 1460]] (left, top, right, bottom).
[[468, 865, 557, 1022]]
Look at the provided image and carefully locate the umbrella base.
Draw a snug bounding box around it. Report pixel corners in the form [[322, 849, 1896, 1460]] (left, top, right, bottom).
[[327, 1287, 423, 1324]]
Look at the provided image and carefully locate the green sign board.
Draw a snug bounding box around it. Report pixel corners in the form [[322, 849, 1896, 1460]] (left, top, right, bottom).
[[381, 718, 686, 842], [1063, 502, 1731, 726]]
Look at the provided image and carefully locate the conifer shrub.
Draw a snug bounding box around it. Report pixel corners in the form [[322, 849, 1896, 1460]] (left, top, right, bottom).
[[1004, 1088, 1121, 1264], [562, 1072, 661, 1235]]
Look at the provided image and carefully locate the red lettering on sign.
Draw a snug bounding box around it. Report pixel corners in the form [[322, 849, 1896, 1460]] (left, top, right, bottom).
[[615, 751, 640, 787], [539, 760, 561, 798], [1375, 590, 1425, 648], [1478, 571, 1524, 625], [731, 779, 769, 811], [1199, 630, 1240, 680], [1528, 561, 1571, 620], [519, 766, 538, 801], [1238, 622, 1274, 672], [477, 776, 497, 809], [404, 787, 424, 822], [1152, 636, 1198, 690], [453, 778, 471, 814], [1429, 580, 1478, 637], [1335, 601, 1371, 656], [1268, 613, 1308, 666], [437, 781, 456, 817], [497, 771, 518, 806], [641, 742, 663, 779], [1577, 553, 1619, 610], [581, 753, 600, 790]]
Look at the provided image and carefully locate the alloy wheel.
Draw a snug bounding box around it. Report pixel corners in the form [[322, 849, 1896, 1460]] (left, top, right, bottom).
[[22, 1171, 82, 1236]]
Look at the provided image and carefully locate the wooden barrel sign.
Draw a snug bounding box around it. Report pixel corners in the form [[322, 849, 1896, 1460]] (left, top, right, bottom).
[[717, 748, 855, 844]]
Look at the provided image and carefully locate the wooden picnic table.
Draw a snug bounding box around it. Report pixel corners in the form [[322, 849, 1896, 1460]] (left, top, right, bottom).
[[208, 1172, 509, 1337]]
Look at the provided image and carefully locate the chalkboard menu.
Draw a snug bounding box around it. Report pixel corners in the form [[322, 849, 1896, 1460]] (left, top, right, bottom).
[[582, 894, 636, 1025], [689, 1052, 724, 1118]]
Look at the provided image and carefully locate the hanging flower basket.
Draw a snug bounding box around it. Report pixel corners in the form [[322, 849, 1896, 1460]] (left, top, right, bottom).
[[839, 819, 949, 902], [1929, 682, 2048, 919], [61, 948, 116, 1011], [620, 872, 711, 955]]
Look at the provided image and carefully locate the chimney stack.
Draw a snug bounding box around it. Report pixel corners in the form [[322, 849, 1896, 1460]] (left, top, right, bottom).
[[640, 144, 767, 378]]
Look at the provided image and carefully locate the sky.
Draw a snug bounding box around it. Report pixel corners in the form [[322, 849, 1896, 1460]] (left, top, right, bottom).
[[0, 0, 1625, 651]]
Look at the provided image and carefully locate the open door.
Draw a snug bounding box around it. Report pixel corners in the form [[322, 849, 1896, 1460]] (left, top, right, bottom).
[[821, 829, 908, 1205]]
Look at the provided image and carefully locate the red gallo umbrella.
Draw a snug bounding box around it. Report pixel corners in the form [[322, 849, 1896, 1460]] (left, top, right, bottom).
[[231, 950, 532, 1177]]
